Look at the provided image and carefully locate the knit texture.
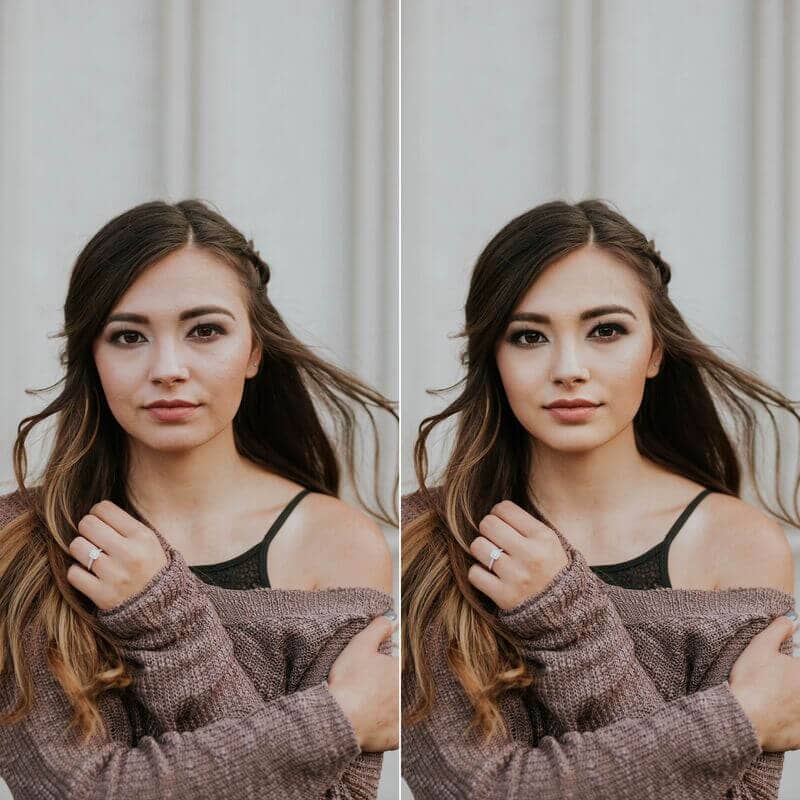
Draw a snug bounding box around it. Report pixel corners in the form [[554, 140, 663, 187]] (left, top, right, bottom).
[[401, 489, 794, 800], [0, 489, 393, 800]]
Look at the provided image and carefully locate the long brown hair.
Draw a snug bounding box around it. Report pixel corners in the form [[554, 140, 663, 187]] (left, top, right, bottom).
[[402, 198, 800, 739], [0, 199, 397, 741]]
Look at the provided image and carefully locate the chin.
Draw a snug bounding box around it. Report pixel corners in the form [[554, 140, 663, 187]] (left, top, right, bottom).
[[129, 428, 218, 454], [531, 426, 612, 455]]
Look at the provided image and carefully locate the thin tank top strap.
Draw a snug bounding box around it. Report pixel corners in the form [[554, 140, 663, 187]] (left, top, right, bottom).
[[662, 488, 714, 548], [657, 488, 713, 587], [258, 488, 312, 586]]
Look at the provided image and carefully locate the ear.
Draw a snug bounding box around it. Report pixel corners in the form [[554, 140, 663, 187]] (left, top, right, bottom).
[[646, 339, 663, 379], [245, 342, 262, 379]]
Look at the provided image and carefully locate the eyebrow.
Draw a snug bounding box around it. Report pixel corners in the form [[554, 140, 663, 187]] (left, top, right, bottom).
[[104, 305, 236, 325], [508, 304, 638, 324]]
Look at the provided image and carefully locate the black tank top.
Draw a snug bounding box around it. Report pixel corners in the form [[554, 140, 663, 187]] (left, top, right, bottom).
[[589, 489, 713, 590], [188, 489, 311, 590]]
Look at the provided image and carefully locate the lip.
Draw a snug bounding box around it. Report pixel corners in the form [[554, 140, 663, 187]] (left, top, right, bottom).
[[144, 401, 200, 422], [544, 399, 599, 409], [544, 399, 602, 424], [144, 400, 198, 409]]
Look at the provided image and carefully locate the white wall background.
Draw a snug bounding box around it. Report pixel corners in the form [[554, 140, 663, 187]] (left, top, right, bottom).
[[0, 1, 398, 798], [401, 0, 799, 797]]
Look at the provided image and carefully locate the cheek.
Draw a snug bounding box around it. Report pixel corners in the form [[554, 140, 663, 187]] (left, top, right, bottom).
[[496, 348, 547, 402], [598, 340, 653, 410], [93, 350, 137, 405]]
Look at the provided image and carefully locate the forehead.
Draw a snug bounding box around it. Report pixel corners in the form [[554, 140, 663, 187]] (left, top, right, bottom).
[[112, 247, 246, 313], [513, 246, 647, 316]]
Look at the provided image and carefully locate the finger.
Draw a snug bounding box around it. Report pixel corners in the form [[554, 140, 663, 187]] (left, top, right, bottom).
[[489, 500, 553, 539], [88, 500, 144, 539], [350, 616, 395, 651], [469, 535, 513, 579], [77, 514, 125, 557], [751, 615, 798, 652], [68, 535, 113, 578], [477, 513, 528, 557], [467, 562, 508, 607], [66, 562, 109, 607]]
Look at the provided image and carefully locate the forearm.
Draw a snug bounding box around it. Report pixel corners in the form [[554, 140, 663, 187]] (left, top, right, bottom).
[[1, 670, 359, 800], [499, 548, 664, 733], [403, 667, 760, 800]]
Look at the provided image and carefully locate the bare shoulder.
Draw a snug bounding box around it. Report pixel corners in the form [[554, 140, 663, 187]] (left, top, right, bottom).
[[700, 493, 793, 593], [289, 493, 393, 593]]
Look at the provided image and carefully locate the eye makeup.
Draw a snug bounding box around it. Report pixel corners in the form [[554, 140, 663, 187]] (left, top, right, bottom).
[[106, 323, 228, 346], [505, 320, 630, 348]]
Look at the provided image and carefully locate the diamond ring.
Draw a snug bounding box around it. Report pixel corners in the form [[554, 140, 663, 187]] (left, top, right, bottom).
[[86, 546, 104, 574], [487, 546, 504, 573]]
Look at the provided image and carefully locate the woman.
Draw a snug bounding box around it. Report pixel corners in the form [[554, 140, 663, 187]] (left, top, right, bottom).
[[0, 199, 398, 799], [402, 199, 800, 798]]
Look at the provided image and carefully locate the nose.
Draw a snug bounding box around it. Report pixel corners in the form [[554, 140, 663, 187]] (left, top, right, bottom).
[[148, 341, 190, 386], [549, 340, 589, 388]]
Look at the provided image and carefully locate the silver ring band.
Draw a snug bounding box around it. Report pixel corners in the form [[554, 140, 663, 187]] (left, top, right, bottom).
[[487, 546, 504, 573], [86, 545, 104, 574]]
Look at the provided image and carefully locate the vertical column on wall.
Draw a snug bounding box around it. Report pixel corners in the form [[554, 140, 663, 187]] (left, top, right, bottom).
[[560, 0, 595, 200], [0, 2, 34, 490], [752, 0, 796, 516], [783, 0, 800, 523], [350, 0, 398, 521], [351, 0, 389, 389], [159, 0, 196, 199], [752, 0, 785, 387]]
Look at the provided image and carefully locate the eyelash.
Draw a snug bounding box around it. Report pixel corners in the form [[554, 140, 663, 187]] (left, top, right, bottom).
[[507, 322, 629, 348], [108, 323, 226, 346]]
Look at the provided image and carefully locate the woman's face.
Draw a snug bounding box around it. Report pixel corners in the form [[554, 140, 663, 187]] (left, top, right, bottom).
[[494, 245, 662, 455], [92, 245, 261, 454]]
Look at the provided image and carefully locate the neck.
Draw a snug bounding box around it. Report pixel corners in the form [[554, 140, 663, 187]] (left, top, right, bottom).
[[529, 423, 654, 521], [125, 425, 254, 526]]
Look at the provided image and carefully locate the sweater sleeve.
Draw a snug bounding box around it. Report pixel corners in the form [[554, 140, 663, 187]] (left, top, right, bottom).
[[497, 546, 665, 734], [497, 549, 790, 799], [94, 546, 386, 800], [0, 640, 360, 800], [401, 632, 762, 800]]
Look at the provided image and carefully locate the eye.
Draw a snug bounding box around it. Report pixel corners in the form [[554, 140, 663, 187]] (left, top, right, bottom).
[[108, 329, 145, 345], [190, 323, 225, 340], [588, 322, 628, 341], [107, 323, 226, 346], [508, 329, 548, 347]]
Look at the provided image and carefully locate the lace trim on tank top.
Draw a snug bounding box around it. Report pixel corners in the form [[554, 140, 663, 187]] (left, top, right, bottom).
[[589, 488, 713, 590], [188, 489, 311, 590]]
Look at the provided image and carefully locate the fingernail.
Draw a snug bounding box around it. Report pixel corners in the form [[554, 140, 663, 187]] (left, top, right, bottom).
[[785, 610, 798, 621], [384, 610, 397, 621]]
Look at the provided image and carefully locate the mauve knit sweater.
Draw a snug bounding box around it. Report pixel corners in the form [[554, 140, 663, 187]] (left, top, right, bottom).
[[401, 490, 796, 800], [0, 490, 394, 800]]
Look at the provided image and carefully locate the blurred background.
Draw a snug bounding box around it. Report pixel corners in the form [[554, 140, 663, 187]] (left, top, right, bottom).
[[401, 0, 799, 796], [0, 1, 398, 798]]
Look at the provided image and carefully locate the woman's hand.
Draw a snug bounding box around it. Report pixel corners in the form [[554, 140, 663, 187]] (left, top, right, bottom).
[[327, 615, 399, 752], [66, 500, 168, 611], [467, 500, 569, 610], [729, 614, 800, 751]]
